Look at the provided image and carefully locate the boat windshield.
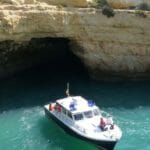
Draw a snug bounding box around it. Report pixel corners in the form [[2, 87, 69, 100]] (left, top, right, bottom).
[[74, 113, 84, 121], [84, 111, 93, 118]]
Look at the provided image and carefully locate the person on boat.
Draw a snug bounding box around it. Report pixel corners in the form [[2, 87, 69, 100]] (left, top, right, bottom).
[[54, 104, 62, 112], [57, 105, 62, 112], [106, 115, 114, 129], [100, 117, 106, 131]]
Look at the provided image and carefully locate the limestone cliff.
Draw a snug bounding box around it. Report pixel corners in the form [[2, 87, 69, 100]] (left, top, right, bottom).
[[107, 0, 150, 9], [0, 1, 150, 79]]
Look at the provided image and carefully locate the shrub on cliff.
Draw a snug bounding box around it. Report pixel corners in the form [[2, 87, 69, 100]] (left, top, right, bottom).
[[102, 5, 115, 18], [95, 0, 109, 8], [94, 0, 115, 18]]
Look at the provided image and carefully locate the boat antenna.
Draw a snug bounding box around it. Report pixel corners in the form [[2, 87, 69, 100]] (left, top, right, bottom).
[[66, 83, 70, 97]]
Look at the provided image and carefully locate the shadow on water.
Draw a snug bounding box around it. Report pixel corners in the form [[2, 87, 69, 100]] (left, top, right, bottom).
[[0, 59, 150, 112], [0, 60, 88, 112], [0, 36, 150, 111], [85, 80, 150, 109]]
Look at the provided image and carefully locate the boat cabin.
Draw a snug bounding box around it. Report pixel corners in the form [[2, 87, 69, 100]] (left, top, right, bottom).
[[54, 96, 101, 122]]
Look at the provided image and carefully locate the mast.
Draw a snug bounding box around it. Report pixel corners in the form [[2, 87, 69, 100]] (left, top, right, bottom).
[[66, 83, 70, 97]]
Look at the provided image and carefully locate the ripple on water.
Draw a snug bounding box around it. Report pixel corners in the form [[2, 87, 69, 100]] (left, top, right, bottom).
[[1, 79, 150, 150], [114, 106, 150, 150]]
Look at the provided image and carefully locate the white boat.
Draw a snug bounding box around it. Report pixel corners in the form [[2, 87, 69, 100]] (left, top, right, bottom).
[[44, 85, 122, 150]]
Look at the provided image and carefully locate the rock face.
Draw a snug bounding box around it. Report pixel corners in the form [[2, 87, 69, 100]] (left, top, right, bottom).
[[0, 0, 89, 7], [107, 0, 150, 9], [0, 1, 150, 79]]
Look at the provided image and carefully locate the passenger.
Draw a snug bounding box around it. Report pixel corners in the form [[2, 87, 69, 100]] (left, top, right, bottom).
[[57, 105, 62, 112], [54, 104, 62, 112], [107, 115, 113, 124], [107, 115, 114, 129], [100, 117, 106, 131]]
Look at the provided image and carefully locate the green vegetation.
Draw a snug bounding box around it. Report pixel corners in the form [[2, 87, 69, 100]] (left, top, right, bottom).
[[102, 5, 115, 18], [94, 0, 109, 8], [94, 0, 115, 18]]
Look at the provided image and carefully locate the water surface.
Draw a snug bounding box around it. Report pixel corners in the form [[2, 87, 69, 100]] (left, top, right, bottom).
[[0, 65, 150, 150]]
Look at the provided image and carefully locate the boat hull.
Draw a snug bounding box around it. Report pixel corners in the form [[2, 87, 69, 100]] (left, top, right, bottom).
[[44, 107, 117, 150]]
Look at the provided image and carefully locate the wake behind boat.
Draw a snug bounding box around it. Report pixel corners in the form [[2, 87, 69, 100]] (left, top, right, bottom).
[[44, 85, 122, 150]]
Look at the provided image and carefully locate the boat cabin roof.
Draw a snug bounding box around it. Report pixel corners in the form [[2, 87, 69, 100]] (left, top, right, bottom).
[[56, 96, 98, 114]]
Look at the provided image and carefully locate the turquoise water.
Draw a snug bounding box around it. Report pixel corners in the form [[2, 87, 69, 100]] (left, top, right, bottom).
[[0, 65, 150, 150]]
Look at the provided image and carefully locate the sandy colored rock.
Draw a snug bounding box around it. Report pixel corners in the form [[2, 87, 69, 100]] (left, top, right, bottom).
[[0, 0, 89, 7], [107, 0, 150, 9], [0, 3, 150, 79]]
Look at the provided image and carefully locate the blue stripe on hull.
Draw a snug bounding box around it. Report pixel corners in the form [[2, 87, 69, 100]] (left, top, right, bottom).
[[44, 108, 116, 150]]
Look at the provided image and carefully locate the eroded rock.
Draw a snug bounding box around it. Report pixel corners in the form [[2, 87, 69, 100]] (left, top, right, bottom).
[[0, 3, 150, 80]]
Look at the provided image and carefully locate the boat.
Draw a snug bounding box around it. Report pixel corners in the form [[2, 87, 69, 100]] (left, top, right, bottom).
[[44, 84, 122, 150]]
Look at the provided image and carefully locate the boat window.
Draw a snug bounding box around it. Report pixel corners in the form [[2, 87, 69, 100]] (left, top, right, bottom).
[[93, 109, 100, 116], [62, 107, 66, 115], [67, 111, 73, 119], [84, 111, 93, 118], [74, 113, 84, 121]]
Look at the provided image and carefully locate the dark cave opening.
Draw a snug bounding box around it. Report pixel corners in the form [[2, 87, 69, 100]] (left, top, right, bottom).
[[18, 37, 88, 81], [1, 38, 150, 111], [0, 37, 88, 79], [22, 37, 88, 78], [0, 37, 89, 110]]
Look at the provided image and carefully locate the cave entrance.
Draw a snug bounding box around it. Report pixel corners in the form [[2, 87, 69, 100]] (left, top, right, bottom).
[[9, 37, 88, 80], [0, 37, 89, 110]]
